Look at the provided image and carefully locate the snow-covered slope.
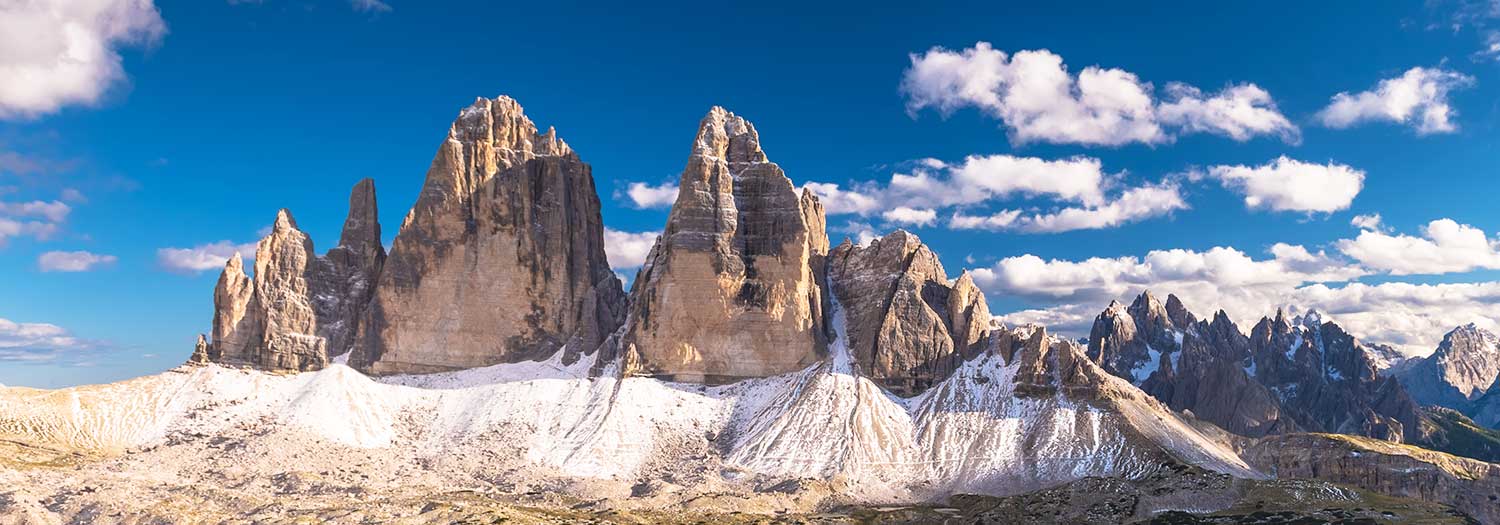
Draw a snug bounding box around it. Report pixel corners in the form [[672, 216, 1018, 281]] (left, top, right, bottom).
[[0, 304, 1253, 504]]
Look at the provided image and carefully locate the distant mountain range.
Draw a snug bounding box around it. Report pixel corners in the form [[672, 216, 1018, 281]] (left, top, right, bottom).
[[3, 96, 1498, 524]]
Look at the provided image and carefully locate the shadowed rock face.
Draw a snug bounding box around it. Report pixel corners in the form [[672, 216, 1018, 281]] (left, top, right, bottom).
[[1087, 293, 1290, 437], [619, 107, 829, 383], [1242, 433, 1500, 525], [1087, 294, 1426, 442], [351, 96, 625, 375], [199, 180, 389, 372], [309, 178, 385, 358], [1247, 311, 1422, 442], [826, 230, 992, 396]]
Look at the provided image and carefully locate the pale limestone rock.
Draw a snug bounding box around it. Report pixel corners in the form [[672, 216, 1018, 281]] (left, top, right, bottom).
[[188, 334, 210, 365], [826, 230, 992, 396], [353, 96, 624, 375], [249, 209, 326, 371], [619, 107, 828, 383], [207, 252, 256, 364]]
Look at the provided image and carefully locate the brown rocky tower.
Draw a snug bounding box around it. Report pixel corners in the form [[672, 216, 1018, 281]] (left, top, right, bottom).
[[619, 107, 830, 383], [352, 96, 626, 375], [826, 230, 992, 396]]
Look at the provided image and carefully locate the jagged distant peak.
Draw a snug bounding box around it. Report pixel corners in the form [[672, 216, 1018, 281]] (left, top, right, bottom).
[[1291, 308, 1324, 330]]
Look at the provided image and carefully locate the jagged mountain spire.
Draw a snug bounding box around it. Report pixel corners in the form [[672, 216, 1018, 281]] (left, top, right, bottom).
[[352, 96, 624, 375], [618, 106, 829, 383]]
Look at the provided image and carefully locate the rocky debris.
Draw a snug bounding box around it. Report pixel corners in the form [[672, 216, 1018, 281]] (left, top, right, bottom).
[[825, 230, 992, 396], [199, 181, 388, 372], [1243, 432, 1500, 525], [618, 107, 828, 383], [1397, 324, 1500, 421], [1087, 293, 1290, 437], [352, 96, 625, 375]]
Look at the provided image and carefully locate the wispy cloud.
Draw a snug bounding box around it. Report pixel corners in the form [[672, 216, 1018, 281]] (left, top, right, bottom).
[[157, 240, 258, 274], [0, 317, 106, 365], [38, 250, 117, 272]]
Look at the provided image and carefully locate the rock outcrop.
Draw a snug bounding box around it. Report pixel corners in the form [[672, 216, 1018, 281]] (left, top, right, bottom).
[[618, 107, 829, 383], [197, 181, 387, 372], [1397, 324, 1500, 419], [351, 96, 626, 375], [1243, 433, 1500, 525], [825, 230, 992, 396]]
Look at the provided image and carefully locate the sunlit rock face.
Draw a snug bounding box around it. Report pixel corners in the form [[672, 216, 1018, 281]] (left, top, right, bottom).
[[618, 107, 830, 384], [204, 209, 326, 371], [826, 230, 992, 396], [1397, 324, 1500, 417], [351, 96, 625, 375]]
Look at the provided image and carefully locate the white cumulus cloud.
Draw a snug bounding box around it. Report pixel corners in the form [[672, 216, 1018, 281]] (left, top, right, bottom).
[[881, 207, 937, 227], [0, 0, 166, 119], [950, 183, 1186, 233], [602, 228, 658, 270], [1157, 83, 1299, 143], [1316, 67, 1475, 134], [156, 240, 257, 274], [0, 317, 93, 363], [1336, 218, 1500, 275], [624, 182, 679, 209], [900, 42, 1296, 146], [1204, 156, 1364, 213], [38, 250, 116, 272]]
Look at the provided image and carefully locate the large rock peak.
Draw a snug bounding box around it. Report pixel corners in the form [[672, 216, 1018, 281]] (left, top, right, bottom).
[[353, 96, 625, 375], [618, 106, 829, 383], [826, 230, 991, 396], [1397, 323, 1500, 416]]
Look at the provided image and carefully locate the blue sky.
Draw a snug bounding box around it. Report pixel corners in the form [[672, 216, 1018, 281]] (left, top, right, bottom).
[[2, 0, 1499, 387]]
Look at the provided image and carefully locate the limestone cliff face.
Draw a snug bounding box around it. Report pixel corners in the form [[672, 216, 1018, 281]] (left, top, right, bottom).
[[249, 210, 326, 370], [619, 107, 828, 383], [197, 181, 387, 372], [352, 96, 625, 375], [826, 230, 992, 396]]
